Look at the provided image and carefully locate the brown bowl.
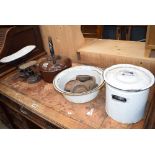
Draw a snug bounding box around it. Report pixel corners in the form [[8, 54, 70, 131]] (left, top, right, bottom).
[[39, 56, 72, 83]]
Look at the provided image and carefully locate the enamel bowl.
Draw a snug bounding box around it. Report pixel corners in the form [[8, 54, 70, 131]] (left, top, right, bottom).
[[53, 65, 104, 103]]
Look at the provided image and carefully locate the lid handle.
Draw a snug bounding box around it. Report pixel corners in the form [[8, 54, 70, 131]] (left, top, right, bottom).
[[121, 71, 134, 76]]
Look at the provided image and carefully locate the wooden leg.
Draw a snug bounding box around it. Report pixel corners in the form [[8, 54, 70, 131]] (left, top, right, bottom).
[[116, 26, 121, 40], [126, 26, 132, 40], [145, 48, 151, 57]]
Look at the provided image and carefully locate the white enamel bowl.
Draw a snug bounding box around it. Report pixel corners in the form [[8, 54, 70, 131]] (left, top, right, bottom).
[[53, 65, 104, 103]]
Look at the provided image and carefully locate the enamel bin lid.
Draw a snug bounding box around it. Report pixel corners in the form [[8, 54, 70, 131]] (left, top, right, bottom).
[[104, 64, 155, 91]]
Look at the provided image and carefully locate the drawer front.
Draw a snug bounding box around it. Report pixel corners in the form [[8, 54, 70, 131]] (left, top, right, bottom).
[[0, 94, 60, 129], [19, 106, 60, 129]]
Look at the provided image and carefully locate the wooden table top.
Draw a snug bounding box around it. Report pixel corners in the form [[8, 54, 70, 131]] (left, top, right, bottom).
[[0, 65, 144, 129], [79, 38, 147, 59]]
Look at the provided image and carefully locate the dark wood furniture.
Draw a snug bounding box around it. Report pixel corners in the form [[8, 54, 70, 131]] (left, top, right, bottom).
[[116, 26, 132, 40], [107, 25, 146, 41], [81, 25, 147, 41], [81, 25, 103, 39]]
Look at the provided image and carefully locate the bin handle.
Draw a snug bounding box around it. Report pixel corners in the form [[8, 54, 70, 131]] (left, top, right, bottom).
[[112, 94, 127, 103]]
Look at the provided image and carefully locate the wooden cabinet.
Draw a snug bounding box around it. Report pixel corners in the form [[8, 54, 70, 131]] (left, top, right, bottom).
[[0, 94, 60, 129]]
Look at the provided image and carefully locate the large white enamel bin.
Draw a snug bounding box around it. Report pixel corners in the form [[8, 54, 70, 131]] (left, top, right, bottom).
[[104, 64, 155, 124]]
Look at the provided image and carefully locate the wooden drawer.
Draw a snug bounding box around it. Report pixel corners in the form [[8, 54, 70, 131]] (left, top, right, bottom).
[[18, 106, 60, 129], [0, 94, 60, 129]]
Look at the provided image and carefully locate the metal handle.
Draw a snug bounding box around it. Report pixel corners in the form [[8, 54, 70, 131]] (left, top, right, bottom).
[[48, 36, 56, 64], [122, 71, 134, 76], [112, 94, 127, 103]]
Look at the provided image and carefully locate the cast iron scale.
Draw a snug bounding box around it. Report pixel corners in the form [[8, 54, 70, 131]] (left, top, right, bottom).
[[0, 45, 42, 84], [0, 26, 45, 75], [18, 60, 41, 84]]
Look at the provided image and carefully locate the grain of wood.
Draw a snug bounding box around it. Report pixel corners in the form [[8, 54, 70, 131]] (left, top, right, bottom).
[[78, 38, 155, 75], [0, 84, 91, 129], [146, 26, 155, 46], [79, 39, 146, 58], [145, 25, 155, 57]]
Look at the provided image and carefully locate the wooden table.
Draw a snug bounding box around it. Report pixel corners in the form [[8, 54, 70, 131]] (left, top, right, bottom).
[[0, 63, 145, 129]]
